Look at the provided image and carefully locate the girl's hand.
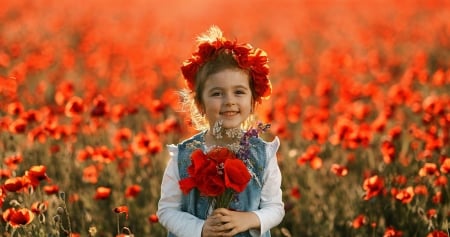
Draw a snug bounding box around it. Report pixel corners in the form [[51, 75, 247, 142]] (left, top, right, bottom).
[[210, 208, 261, 236], [202, 214, 225, 237]]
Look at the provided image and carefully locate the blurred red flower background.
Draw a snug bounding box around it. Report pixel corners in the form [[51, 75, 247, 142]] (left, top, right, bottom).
[[0, 0, 449, 236]]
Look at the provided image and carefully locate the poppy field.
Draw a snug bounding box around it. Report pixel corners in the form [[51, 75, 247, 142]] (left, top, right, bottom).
[[0, 0, 449, 236]]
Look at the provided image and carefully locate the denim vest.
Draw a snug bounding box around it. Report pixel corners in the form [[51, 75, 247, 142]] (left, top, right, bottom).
[[168, 132, 271, 237]]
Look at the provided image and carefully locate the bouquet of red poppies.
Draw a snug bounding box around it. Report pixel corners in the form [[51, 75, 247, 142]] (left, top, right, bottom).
[[178, 147, 251, 208]]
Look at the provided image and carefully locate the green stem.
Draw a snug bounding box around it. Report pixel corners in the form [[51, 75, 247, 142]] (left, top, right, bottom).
[[117, 214, 120, 235], [216, 189, 234, 209]]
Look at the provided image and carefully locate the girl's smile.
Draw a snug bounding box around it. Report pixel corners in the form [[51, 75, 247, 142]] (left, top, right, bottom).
[[220, 110, 239, 116]]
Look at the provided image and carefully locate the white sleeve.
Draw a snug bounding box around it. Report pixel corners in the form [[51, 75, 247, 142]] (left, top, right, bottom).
[[250, 137, 285, 236], [157, 145, 205, 237]]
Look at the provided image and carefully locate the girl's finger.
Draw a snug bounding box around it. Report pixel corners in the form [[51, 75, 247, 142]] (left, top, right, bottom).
[[213, 208, 230, 215]]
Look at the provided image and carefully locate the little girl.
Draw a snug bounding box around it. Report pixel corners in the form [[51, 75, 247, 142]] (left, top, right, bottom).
[[157, 26, 284, 237]]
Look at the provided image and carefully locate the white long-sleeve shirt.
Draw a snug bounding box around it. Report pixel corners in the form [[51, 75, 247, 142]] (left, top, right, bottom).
[[157, 136, 285, 237], [157, 137, 284, 237]]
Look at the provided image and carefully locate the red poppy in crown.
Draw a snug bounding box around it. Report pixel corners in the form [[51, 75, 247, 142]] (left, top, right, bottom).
[[180, 26, 271, 102]]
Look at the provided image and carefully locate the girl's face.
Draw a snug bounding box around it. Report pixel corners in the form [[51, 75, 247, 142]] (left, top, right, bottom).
[[201, 68, 253, 130]]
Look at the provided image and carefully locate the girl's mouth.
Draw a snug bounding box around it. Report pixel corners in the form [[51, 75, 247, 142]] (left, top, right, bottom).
[[220, 111, 239, 116]]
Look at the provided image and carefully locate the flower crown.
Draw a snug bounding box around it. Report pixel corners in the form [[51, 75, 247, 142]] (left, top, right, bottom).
[[180, 26, 272, 102]]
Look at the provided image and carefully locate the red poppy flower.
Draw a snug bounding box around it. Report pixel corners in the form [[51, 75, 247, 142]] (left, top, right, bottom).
[[432, 191, 442, 204], [3, 154, 23, 170], [0, 116, 11, 131], [431, 69, 446, 86], [224, 158, 251, 193], [77, 147, 93, 162], [426, 209, 437, 219], [43, 184, 59, 195], [25, 165, 48, 187], [414, 185, 429, 196], [422, 95, 445, 116], [0, 186, 5, 207], [49, 144, 61, 154], [208, 147, 234, 164], [110, 104, 126, 122], [20, 109, 41, 123], [69, 193, 80, 203], [290, 186, 301, 199], [352, 214, 367, 229], [179, 147, 251, 207], [2, 208, 35, 228], [419, 163, 440, 177], [65, 96, 84, 117], [393, 175, 407, 185], [381, 140, 396, 164], [4, 177, 25, 192], [156, 116, 180, 134], [0, 169, 11, 179], [148, 214, 159, 223], [90, 95, 109, 117], [297, 144, 321, 166], [347, 153, 356, 163], [384, 226, 403, 237], [54, 81, 74, 106], [363, 175, 385, 200], [125, 184, 142, 198], [27, 126, 49, 144], [113, 128, 132, 147], [179, 176, 197, 195], [181, 59, 200, 89], [350, 101, 371, 121], [0, 76, 17, 103], [179, 150, 210, 194], [82, 164, 101, 184], [440, 158, 450, 174], [371, 114, 387, 132], [426, 230, 448, 237], [434, 176, 448, 187], [310, 157, 323, 170], [329, 117, 354, 146], [187, 149, 210, 176], [395, 186, 414, 204], [113, 205, 129, 219], [31, 201, 48, 214], [26, 165, 48, 181], [8, 118, 27, 134], [330, 164, 348, 177], [390, 187, 399, 197], [94, 186, 111, 200], [196, 160, 226, 196], [132, 132, 162, 156], [91, 146, 115, 164], [6, 102, 24, 115]]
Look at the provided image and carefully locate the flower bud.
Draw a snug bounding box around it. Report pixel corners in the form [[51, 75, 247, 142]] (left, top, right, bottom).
[[56, 206, 65, 215]]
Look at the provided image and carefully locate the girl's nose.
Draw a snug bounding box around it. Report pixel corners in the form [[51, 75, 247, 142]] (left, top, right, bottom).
[[225, 101, 235, 106], [224, 94, 236, 106]]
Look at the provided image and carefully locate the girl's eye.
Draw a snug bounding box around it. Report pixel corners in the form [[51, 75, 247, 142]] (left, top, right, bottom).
[[211, 91, 222, 96], [235, 90, 246, 95]]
